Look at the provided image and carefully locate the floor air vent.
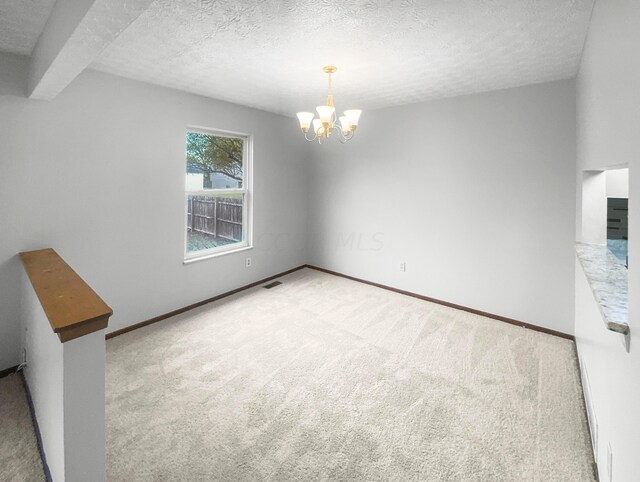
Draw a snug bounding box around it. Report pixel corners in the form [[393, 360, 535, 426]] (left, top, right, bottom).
[[263, 281, 282, 289]]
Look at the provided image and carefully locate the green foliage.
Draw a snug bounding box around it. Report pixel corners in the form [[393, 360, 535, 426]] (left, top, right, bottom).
[[186, 132, 243, 184], [187, 231, 235, 252]]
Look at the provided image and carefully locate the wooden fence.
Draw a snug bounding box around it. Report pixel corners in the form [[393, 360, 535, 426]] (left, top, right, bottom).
[[187, 196, 243, 241]]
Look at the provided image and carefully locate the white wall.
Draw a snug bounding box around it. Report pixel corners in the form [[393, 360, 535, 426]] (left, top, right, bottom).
[[21, 270, 65, 480], [606, 168, 629, 198], [0, 51, 27, 97], [307, 80, 577, 335], [581, 171, 607, 245], [22, 270, 107, 481], [63, 330, 106, 481], [0, 67, 308, 370], [575, 1, 640, 480]]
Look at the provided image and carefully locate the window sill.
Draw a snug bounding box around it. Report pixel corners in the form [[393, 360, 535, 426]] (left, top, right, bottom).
[[183, 244, 252, 265], [575, 242, 629, 335]]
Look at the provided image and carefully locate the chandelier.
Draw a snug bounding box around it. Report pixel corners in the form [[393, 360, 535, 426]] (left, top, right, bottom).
[[296, 66, 362, 144]]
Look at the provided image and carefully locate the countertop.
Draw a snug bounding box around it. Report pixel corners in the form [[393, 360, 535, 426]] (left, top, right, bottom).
[[575, 242, 629, 335]]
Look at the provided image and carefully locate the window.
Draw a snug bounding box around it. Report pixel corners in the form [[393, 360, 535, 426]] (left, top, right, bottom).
[[606, 168, 629, 267], [184, 128, 252, 261]]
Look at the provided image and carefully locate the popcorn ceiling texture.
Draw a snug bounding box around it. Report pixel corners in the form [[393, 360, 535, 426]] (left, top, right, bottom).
[[0, 0, 56, 55], [91, 0, 595, 115], [106, 268, 595, 481], [0, 0, 594, 113]]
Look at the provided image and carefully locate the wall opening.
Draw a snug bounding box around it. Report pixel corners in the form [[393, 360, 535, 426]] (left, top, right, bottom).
[[605, 168, 629, 267]]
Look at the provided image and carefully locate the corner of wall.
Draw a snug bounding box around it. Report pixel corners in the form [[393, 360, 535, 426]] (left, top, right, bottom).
[[0, 51, 28, 97]]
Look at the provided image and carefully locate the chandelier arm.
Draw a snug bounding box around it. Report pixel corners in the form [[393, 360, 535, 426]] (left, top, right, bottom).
[[304, 130, 318, 142], [331, 125, 345, 142], [297, 65, 359, 144], [330, 125, 354, 143]]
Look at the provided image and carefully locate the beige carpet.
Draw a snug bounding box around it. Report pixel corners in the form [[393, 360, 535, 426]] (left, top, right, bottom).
[[107, 268, 596, 481], [0, 373, 45, 482]]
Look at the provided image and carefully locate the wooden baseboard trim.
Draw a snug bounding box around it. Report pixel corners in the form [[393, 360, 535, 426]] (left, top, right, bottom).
[[0, 365, 19, 379], [304, 264, 574, 341], [106, 263, 573, 342], [106, 265, 307, 340]]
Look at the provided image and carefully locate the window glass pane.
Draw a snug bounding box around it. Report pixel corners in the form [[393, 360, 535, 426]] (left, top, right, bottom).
[[607, 197, 628, 266], [186, 131, 244, 190], [186, 193, 244, 255]]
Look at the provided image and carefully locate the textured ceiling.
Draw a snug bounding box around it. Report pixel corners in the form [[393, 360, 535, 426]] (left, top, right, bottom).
[[3, 0, 595, 115], [0, 0, 56, 55], [91, 0, 594, 115]]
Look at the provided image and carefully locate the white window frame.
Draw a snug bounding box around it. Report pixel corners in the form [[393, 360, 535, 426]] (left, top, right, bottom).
[[183, 126, 253, 263]]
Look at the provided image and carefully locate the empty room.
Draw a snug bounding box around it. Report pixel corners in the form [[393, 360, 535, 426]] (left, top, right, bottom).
[[1, 0, 638, 481]]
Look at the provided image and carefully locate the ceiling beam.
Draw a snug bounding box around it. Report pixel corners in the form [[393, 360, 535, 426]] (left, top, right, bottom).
[[28, 0, 153, 100]]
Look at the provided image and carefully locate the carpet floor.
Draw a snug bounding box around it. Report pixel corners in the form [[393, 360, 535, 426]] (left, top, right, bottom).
[[106, 268, 596, 481], [0, 373, 45, 482]]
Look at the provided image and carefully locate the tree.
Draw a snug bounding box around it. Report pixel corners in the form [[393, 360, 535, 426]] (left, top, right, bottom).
[[186, 132, 243, 188]]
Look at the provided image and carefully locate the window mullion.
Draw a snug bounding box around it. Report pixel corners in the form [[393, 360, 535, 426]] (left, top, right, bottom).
[[186, 189, 246, 196]]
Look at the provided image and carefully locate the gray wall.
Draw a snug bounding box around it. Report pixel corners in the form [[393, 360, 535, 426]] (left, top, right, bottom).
[[574, 0, 640, 480], [307, 80, 577, 335], [22, 269, 106, 481], [0, 68, 308, 370], [0, 65, 579, 371]]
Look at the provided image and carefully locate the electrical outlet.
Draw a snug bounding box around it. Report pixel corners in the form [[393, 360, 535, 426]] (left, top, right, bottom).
[[607, 443, 613, 481], [246, 257, 252, 268], [400, 262, 406, 272]]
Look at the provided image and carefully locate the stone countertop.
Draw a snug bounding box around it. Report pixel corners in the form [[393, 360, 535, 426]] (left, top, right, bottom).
[[576, 243, 629, 335]]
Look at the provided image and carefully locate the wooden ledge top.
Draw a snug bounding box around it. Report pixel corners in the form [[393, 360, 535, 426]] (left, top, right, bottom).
[[20, 248, 112, 342]]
